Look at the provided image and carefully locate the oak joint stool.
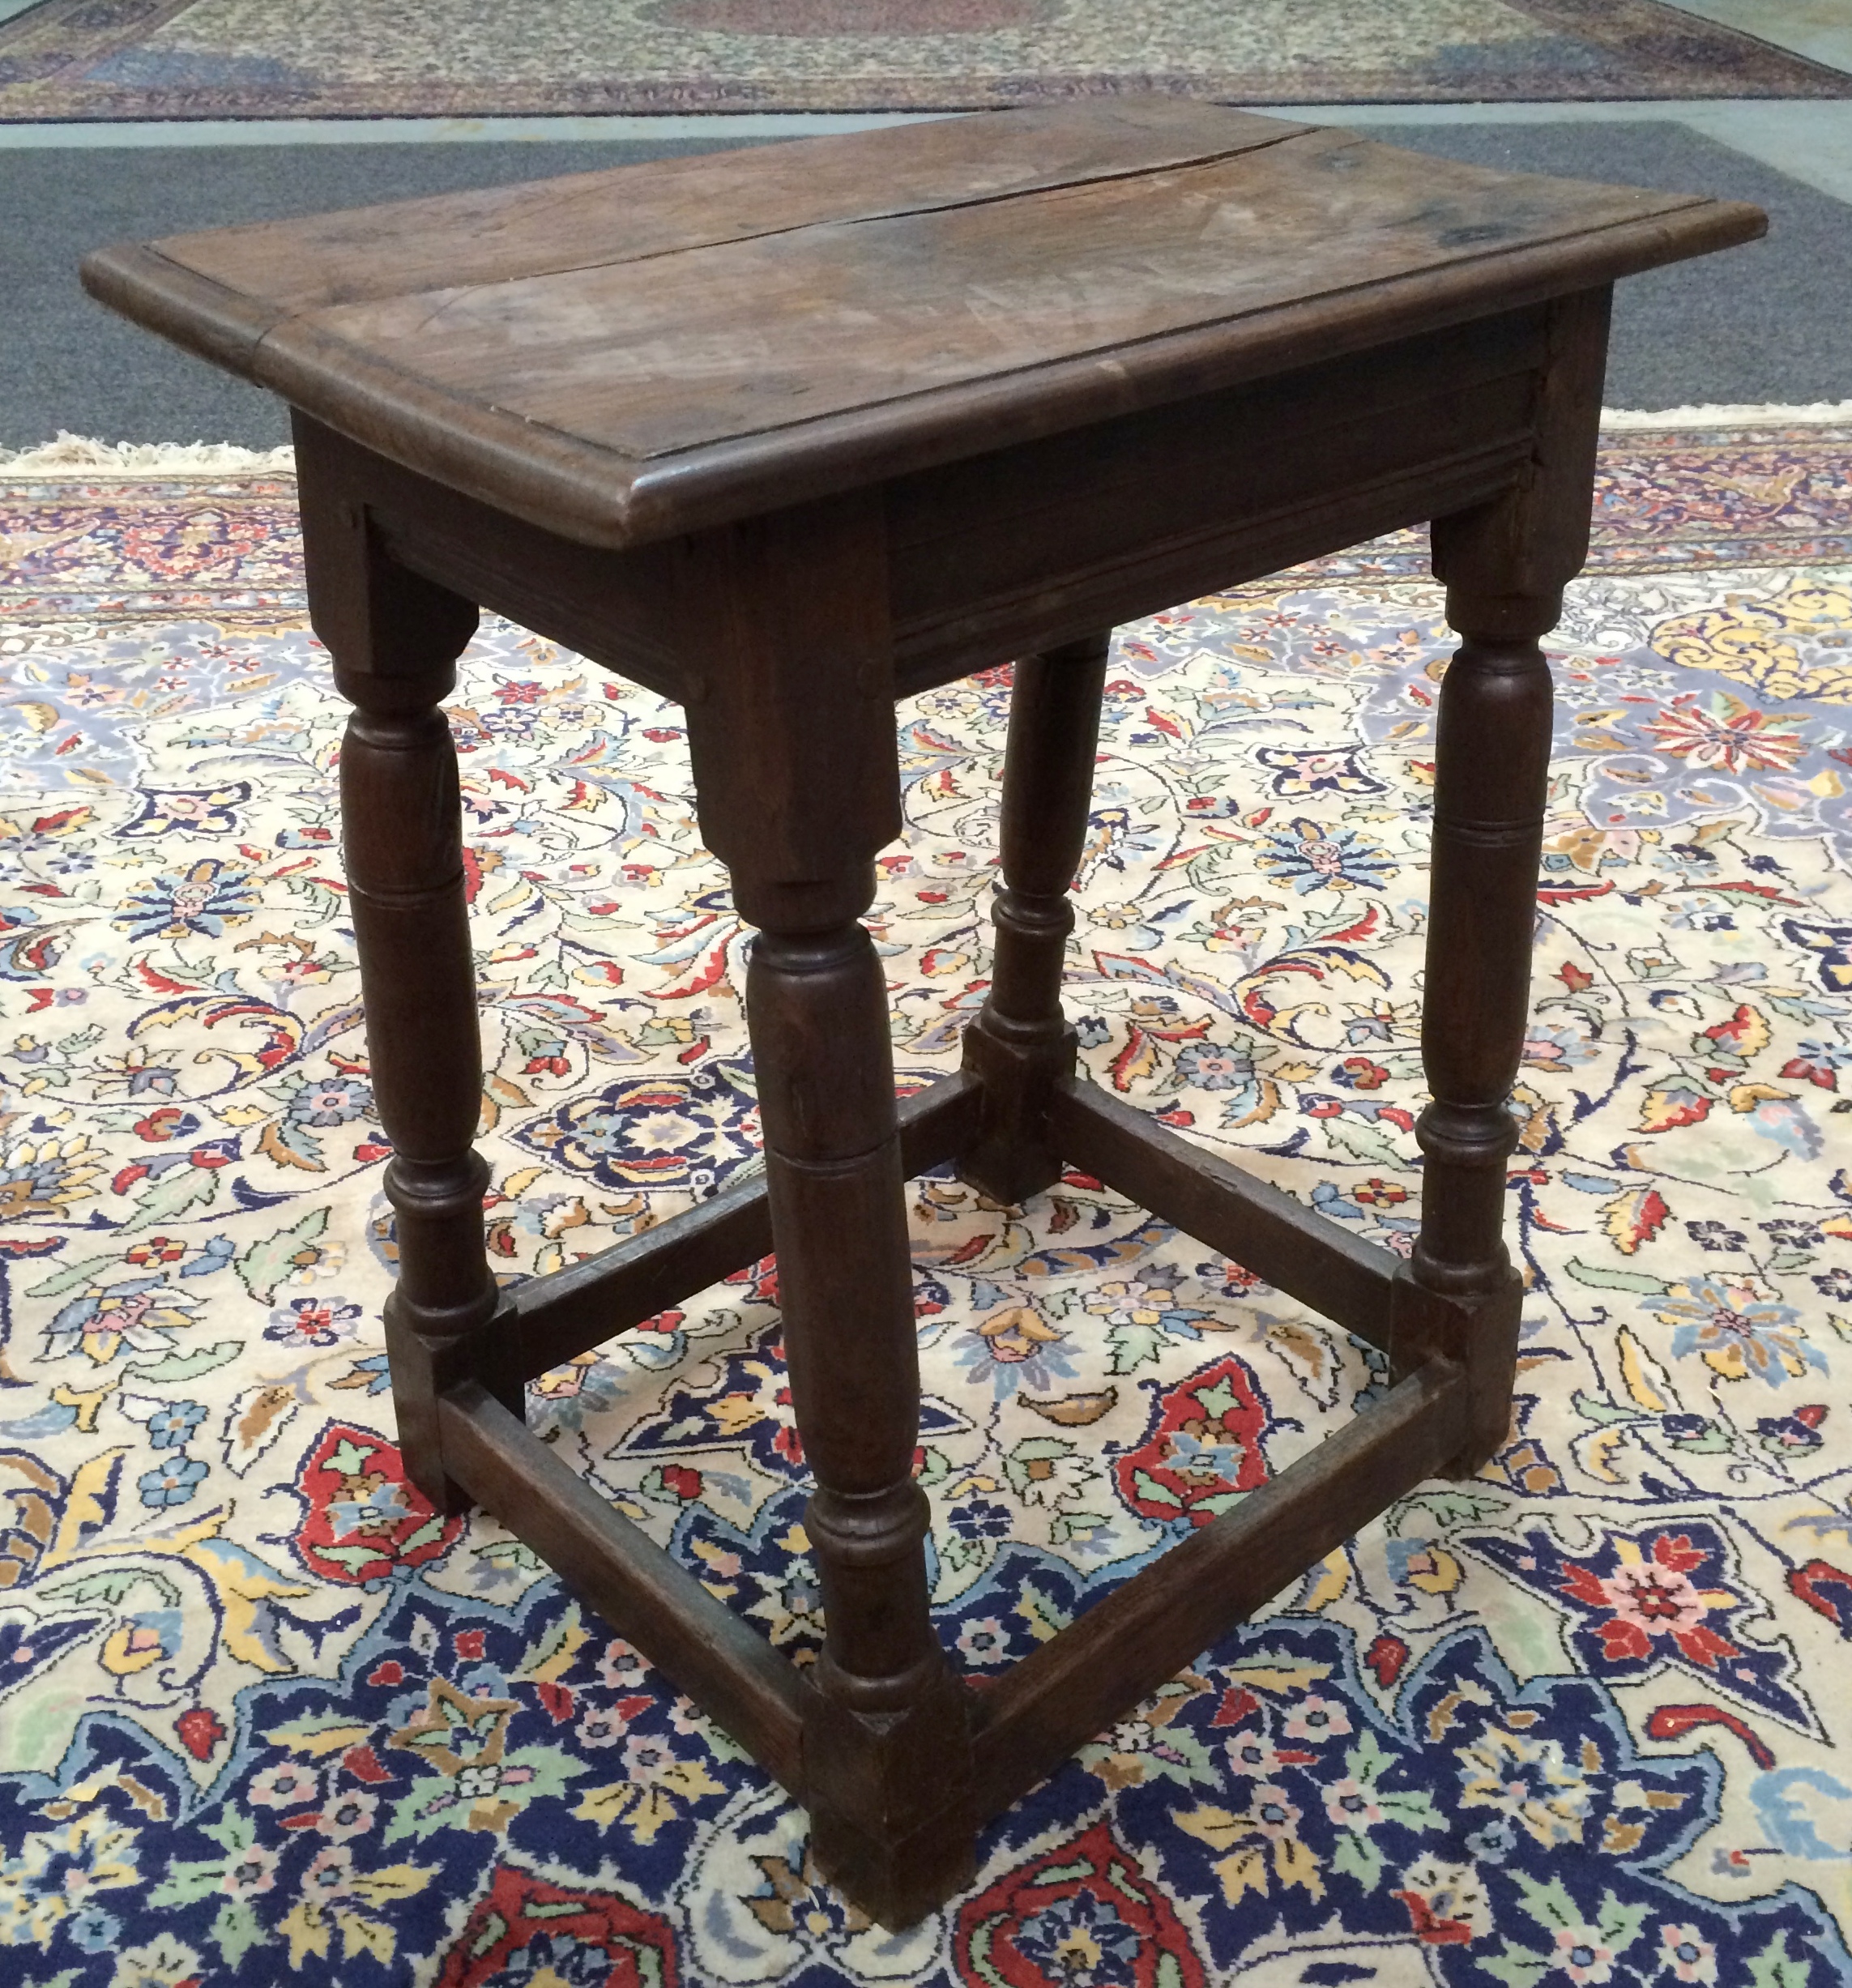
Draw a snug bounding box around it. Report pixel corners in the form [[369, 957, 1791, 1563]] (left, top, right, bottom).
[[84, 100, 1761, 1926]]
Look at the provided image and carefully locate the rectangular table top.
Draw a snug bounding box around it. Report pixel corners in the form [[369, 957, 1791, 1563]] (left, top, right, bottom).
[[83, 99, 1762, 548]]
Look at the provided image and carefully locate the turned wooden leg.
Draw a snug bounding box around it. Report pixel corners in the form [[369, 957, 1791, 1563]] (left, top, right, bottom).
[[961, 632, 1110, 1205], [304, 464, 518, 1513], [1397, 286, 1610, 1477], [743, 879, 973, 1922], [681, 493, 974, 1926], [1400, 599, 1554, 1475]]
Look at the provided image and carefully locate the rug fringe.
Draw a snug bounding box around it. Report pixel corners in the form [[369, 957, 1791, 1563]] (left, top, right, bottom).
[[0, 433, 297, 476], [1599, 400, 1852, 428], [2, 407, 1847, 480]]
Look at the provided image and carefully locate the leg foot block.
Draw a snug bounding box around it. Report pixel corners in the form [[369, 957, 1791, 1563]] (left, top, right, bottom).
[[803, 1672, 976, 1927], [956, 1019, 1074, 1208]]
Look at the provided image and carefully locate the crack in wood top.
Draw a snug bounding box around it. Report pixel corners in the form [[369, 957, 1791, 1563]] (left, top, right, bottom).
[[80, 99, 1765, 547]]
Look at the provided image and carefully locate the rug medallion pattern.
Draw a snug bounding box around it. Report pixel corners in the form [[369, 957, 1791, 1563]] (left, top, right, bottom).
[[0, 426, 1849, 1982], [0, 0, 1846, 118]]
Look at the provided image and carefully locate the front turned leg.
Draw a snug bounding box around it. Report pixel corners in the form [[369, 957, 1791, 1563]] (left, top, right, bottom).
[[307, 482, 516, 1513], [961, 632, 1111, 1204], [745, 872, 974, 1923], [681, 491, 974, 1926], [1401, 592, 1555, 1477]]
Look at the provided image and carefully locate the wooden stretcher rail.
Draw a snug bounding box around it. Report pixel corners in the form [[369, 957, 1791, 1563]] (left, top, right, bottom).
[[1051, 1076, 1401, 1349], [439, 1379, 813, 1793], [971, 1354, 1466, 1817], [513, 1070, 984, 1377]]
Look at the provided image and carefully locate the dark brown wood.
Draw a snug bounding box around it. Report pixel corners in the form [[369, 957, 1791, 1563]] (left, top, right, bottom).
[[1431, 285, 1615, 613], [672, 497, 975, 1926], [292, 412, 690, 702], [1401, 285, 1614, 1477], [83, 105, 1761, 548], [290, 331, 1540, 715], [512, 1166, 767, 1382], [514, 1070, 982, 1378], [83, 103, 1767, 1930], [439, 1380, 811, 1792], [1051, 1077, 1407, 1350], [309, 481, 518, 1513], [752, 917, 976, 1922], [890, 310, 1546, 689], [960, 634, 1110, 1205], [974, 1357, 1468, 1816], [278, 129, 1658, 460]]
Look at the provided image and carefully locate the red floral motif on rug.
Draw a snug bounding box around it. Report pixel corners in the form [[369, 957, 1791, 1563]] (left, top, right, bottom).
[[289, 1424, 463, 1585], [954, 1820, 1207, 1986], [436, 1866, 679, 1986], [1112, 1353, 1273, 1525]]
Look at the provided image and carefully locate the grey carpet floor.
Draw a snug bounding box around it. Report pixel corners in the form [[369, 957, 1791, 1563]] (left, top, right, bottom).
[[1, 122, 1846, 450]]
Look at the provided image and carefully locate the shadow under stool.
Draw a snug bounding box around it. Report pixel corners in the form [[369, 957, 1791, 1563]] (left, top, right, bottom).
[[83, 97, 1762, 1926]]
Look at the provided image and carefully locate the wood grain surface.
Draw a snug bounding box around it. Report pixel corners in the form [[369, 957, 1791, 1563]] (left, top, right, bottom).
[[81, 99, 1764, 546], [149, 98, 1312, 312], [280, 128, 1696, 459]]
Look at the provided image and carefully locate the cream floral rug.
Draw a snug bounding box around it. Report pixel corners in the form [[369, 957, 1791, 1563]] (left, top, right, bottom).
[[0, 416, 1849, 1984]]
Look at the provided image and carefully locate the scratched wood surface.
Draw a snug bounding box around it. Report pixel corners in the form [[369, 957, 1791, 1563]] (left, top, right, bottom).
[[81, 98, 1763, 547]]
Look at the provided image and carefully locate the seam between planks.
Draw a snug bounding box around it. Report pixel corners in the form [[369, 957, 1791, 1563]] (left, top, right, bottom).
[[197, 119, 1317, 321], [386, 122, 1321, 298]]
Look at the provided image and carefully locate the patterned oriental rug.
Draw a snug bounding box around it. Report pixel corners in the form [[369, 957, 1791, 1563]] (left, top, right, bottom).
[[0, 413, 1849, 1986], [0, 0, 1847, 118]]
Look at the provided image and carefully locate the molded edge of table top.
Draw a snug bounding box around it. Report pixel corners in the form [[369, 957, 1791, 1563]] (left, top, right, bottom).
[[79, 134, 1765, 552]]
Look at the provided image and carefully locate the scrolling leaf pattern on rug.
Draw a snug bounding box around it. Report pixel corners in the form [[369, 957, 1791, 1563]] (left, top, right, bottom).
[[0, 427, 1848, 1981]]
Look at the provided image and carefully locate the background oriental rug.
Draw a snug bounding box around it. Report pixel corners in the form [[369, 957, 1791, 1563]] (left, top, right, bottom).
[[0, 416, 1849, 1985], [0, 0, 1847, 119]]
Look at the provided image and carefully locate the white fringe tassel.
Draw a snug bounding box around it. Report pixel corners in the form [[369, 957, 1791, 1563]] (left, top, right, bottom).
[[1599, 400, 1852, 429], [0, 433, 297, 476]]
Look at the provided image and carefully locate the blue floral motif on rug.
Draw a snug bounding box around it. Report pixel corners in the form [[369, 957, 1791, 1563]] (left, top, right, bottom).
[[0, 425, 1849, 1983]]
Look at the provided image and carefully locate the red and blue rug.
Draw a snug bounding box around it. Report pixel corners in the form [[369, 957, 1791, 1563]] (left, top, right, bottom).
[[0, 417, 1850, 1982]]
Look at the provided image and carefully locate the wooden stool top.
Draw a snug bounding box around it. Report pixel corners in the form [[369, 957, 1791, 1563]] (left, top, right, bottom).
[[83, 99, 1759, 549]]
